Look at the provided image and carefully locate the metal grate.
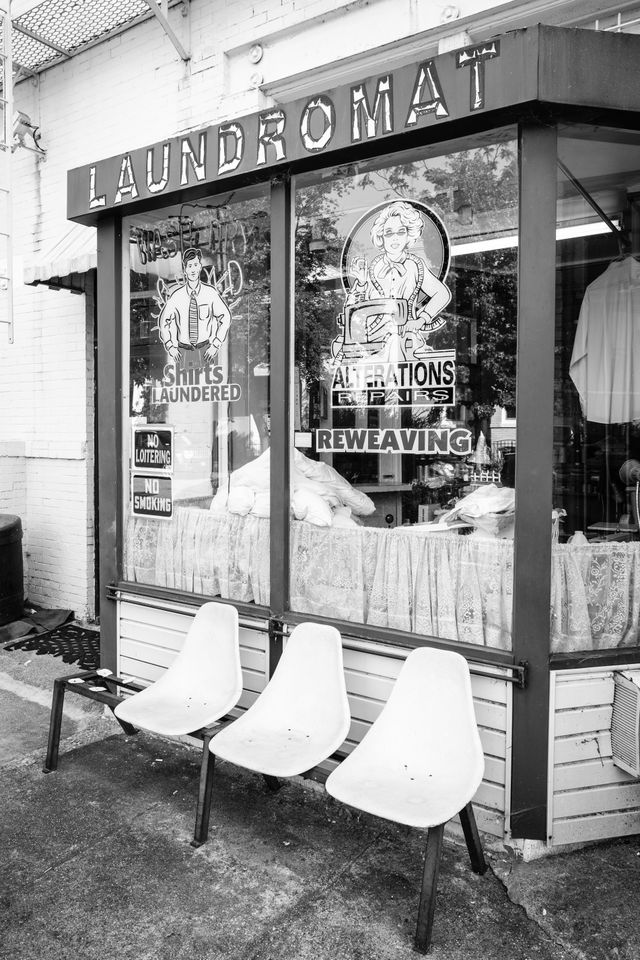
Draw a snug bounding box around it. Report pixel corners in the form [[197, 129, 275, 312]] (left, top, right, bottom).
[[10, 0, 185, 74], [20, 0, 145, 49], [11, 32, 54, 71]]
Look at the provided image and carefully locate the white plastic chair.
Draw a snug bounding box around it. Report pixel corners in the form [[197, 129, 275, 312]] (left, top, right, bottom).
[[325, 646, 487, 954], [114, 601, 242, 845], [196, 621, 350, 844]]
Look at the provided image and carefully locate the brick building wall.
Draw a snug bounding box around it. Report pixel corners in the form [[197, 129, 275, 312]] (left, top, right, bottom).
[[0, 0, 613, 618]]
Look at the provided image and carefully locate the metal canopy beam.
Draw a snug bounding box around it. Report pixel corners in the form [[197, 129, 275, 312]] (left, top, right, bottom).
[[10, 0, 188, 78], [141, 0, 189, 62], [12, 21, 72, 58], [12, 59, 38, 80]]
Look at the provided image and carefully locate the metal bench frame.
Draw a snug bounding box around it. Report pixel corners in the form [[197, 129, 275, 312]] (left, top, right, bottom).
[[42, 668, 237, 847]]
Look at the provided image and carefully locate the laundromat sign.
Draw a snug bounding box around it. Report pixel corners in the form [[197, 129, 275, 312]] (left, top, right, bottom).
[[68, 32, 537, 222]]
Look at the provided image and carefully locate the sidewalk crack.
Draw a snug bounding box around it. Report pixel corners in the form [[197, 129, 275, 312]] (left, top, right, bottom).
[[488, 860, 589, 960], [234, 831, 386, 960]]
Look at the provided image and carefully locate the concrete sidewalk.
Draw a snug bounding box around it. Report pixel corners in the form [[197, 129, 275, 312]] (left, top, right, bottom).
[[1, 643, 639, 960]]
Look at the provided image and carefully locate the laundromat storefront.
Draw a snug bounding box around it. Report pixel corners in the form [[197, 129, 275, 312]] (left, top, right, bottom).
[[69, 25, 640, 848]]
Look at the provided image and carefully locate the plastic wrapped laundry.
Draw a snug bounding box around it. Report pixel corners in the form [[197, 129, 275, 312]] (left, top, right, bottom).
[[332, 506, 360, 528], [440, 484, 515, 523], [468, 514, 514, 538], [209, 486, 228, 514], [227, 486, 256, 516], [251, 490, 271, 518], [295, 475, 343, 508], [217, 447, 375, 522], [293, 449, 375, 516], [292, 488, 333, 526]]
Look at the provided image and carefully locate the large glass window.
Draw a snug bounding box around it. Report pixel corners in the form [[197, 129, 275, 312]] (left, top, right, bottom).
[[554, 127, 640, 653], [291, 132, 519, 649], [123, 186, 271, 605]]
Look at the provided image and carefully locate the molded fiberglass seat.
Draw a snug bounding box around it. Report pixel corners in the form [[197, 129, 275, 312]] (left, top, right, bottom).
[[113, 602, 243, 846], [114, 601, 242, 736], [325, 646, 487, 954], [192, 621, 351, 845]]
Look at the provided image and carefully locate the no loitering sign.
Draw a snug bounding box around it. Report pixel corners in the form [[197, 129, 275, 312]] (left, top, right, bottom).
[[133, 426, 173, 472]]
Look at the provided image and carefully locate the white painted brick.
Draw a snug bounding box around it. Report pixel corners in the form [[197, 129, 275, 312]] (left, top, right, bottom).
[[3, 0, 513, 618]]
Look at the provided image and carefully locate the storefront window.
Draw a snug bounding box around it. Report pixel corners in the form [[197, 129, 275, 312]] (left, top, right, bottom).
[[554, 127, 640, 652], [123, 186, 271, 605], [291, 132, 519, 649]]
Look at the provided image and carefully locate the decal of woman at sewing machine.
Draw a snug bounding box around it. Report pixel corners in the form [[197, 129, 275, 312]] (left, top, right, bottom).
[[331, 199, 451, 363]]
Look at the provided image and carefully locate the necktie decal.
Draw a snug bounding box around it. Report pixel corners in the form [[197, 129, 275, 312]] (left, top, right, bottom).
[[189, 293, 198, 344]]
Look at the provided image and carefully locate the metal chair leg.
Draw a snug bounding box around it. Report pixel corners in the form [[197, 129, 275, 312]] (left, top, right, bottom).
[[111, 711, 138, 737], [263, 774, 281, 792], [43, 678, 67, 773], [415, 822, 444, 954], [459, 803, 487, 875], [191, 734, 216, 848]]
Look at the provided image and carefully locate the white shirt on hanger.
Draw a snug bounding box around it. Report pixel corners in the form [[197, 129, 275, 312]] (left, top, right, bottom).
[[570, 256, 640, 424]]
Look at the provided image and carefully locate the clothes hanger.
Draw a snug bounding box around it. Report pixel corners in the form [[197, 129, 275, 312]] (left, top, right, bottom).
[[611, 236, 632, 262], [610, 235, 640, 264]]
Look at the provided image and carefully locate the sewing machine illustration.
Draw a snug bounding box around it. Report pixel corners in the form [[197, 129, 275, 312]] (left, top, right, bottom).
[[330, 297, 410, 362]]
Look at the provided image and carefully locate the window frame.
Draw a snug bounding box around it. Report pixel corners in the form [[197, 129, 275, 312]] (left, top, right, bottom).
[[103, 119, 562, 675]]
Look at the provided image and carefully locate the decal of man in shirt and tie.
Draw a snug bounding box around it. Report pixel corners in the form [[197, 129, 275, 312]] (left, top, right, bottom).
[[159, 247, 231, 366]]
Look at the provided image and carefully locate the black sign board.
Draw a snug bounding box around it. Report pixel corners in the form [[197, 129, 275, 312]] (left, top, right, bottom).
[[132, 474, 173, 518], [133, 427, 173, 472], [69, 31, 525, 222]]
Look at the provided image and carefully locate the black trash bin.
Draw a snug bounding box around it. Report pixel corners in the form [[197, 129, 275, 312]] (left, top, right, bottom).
[[0, 514, 24, 627]]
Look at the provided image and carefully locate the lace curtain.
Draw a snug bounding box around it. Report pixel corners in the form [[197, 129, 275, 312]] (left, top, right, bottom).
[[125, 510, 270, 605], [289, 524, 513, 649], [550, 540, 640, 652], [125, 508, 640, 652]]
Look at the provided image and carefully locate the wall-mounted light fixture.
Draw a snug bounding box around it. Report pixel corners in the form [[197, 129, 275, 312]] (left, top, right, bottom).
[[12, 110, 46, 156]]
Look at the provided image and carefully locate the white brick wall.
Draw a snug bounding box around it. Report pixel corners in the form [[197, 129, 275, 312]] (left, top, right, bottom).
[[1, 0, 571, 618], [24, 457, 93, 614], [0, 451, 27, 521]]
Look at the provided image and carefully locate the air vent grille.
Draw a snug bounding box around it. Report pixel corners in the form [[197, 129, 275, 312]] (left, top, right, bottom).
[[611, 672, 640, 777]]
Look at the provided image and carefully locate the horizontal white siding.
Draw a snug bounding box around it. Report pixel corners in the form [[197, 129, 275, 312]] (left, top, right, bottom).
[[550, 667, 640, 846], [118, 600, 268, 714]]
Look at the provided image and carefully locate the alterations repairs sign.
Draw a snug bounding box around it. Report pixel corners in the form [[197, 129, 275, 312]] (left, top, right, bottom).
[[133, 426, 173, 471], [131, 474, 173, 518]]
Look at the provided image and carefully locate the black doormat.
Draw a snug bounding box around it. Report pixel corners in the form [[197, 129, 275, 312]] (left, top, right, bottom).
[[4, 623, 100, 671]]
